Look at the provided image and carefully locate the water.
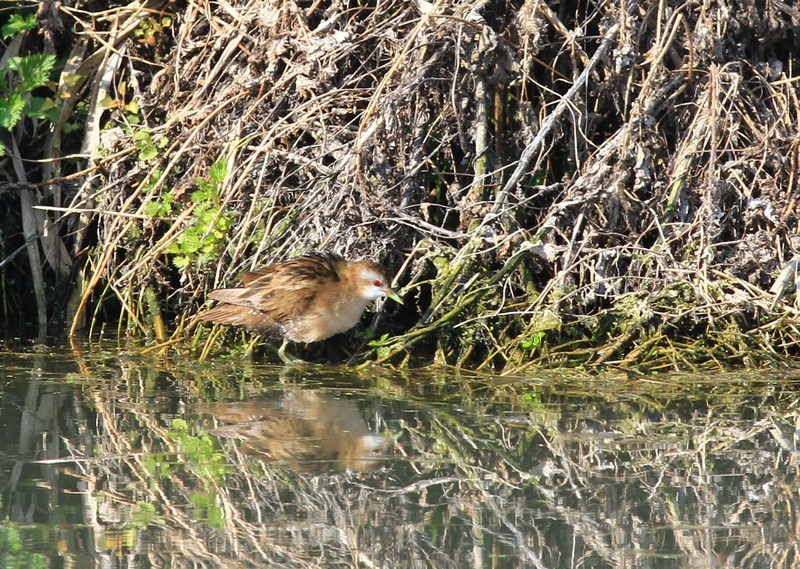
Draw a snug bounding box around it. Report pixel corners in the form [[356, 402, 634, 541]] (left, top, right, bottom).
[[1, 338, 799, 568]]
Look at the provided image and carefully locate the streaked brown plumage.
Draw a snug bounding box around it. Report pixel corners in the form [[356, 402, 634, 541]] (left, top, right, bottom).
[[196, 252, 402, 361]]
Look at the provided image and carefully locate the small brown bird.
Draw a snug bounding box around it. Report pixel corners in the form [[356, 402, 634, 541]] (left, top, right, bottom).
[[196, 252, 402, 362]]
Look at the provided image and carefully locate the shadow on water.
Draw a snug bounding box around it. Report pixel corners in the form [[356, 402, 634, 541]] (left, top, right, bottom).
[[1, 337, 800, 568]]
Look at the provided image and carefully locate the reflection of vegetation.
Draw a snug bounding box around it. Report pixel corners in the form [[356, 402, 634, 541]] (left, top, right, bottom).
[[128, 501, 161, 529], [139, 418, 230, 528], [190, 493, 225, 529], [0, 522, 47, 569], [167, 418, 229, 482], [2, 343, 800, 566]]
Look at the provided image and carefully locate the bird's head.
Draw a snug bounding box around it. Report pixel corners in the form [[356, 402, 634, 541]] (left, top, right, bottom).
[[354, 262, 403, 304]]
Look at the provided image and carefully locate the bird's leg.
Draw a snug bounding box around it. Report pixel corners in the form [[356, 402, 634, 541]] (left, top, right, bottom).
[[277, 339, 305, 365]]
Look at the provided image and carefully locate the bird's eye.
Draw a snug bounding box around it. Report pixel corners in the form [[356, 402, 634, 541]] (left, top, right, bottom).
[[373, 280, 382, 287]]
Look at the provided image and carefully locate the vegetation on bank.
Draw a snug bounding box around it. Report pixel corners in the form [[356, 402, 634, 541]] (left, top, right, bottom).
[[1, 0, 800, 371]]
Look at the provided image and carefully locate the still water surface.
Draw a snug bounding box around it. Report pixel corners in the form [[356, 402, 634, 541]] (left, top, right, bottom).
[[1, 338, 799, 568]]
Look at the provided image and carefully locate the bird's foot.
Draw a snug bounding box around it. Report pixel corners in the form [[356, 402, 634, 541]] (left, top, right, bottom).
[[277, 340, 307, 365]]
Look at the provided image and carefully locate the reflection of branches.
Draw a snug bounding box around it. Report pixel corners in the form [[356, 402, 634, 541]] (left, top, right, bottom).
[[527, 392, 800, 569], [4, 345, 800, 568]]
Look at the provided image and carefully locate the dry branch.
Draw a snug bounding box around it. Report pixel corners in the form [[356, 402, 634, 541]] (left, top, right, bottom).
[[2, 0, 800, 369]]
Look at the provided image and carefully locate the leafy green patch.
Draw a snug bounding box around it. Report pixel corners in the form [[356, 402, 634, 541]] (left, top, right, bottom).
[[0, 523, 47, 569], [0, 52, 59, 150], [165, 160, 235, 269], [1, 13, 36, 39], [133, 128, 168, 161]]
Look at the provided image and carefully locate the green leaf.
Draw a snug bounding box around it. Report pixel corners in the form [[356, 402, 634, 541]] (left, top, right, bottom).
[[143, 202, 158, 217], [26, 96, 59, 121], [178, 232, 201, 254], [219, 214, 233, 229], [209, 160, 227, 185], [62, 121, 81, 134], [62, 72, 83, 88], [0, 94, 25, 129], [143, 170, 163, 192], [191, 188, 210, 204], [138, 146, 158, 161], [133, 129, 153, 145], [7, 54, 56, 92], [2, 13, 37, 39], [143, 201, 168, 217], [172, 255, 190, 269], [195, 179, 213, 195], [368, 333, 390, 348], [521, 331, 545, 351], [125, 99, 139, 114], [197, 209, 216, 226], [97, 95, 118, 109]]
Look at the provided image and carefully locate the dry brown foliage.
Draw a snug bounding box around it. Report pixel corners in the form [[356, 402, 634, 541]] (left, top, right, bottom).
[[3, 0, 800, 369]]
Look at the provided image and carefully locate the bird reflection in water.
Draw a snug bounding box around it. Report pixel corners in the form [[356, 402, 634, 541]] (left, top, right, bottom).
[[196, 390, 386, 472]]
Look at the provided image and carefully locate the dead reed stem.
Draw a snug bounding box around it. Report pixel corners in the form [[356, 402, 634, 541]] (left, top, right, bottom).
[[3, 0, 800, 370]]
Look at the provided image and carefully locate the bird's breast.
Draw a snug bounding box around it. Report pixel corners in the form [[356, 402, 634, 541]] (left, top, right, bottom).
[[283, 296, 371, 343]]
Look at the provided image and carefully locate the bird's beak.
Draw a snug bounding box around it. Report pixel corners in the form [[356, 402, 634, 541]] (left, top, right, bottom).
[[384, 288, 403, 304]]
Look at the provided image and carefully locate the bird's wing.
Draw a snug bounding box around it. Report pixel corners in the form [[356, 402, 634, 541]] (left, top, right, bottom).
[[240, 253, 342, 286], [208, 253, 344, 324], [195, 303, 283, 335]]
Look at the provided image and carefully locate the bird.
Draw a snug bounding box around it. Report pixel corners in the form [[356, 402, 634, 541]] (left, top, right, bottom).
[[196, 252, 402, 362], [195, 390, 386, 472]]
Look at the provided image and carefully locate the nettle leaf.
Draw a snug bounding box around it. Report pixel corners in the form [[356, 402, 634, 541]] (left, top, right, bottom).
[[143, 202, 160, 217], [198, 209, 217, 226], [143, 199, 173, 217], [178, 232, 201, 254], [191, 188, 210, 204], [217, 214, 233, 231], [209, 160, 227, 185], [7, 54, 56, 92], [194, 179, 214, 196], [0, 94, 25, 130], [2, 14, 36, 40]]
